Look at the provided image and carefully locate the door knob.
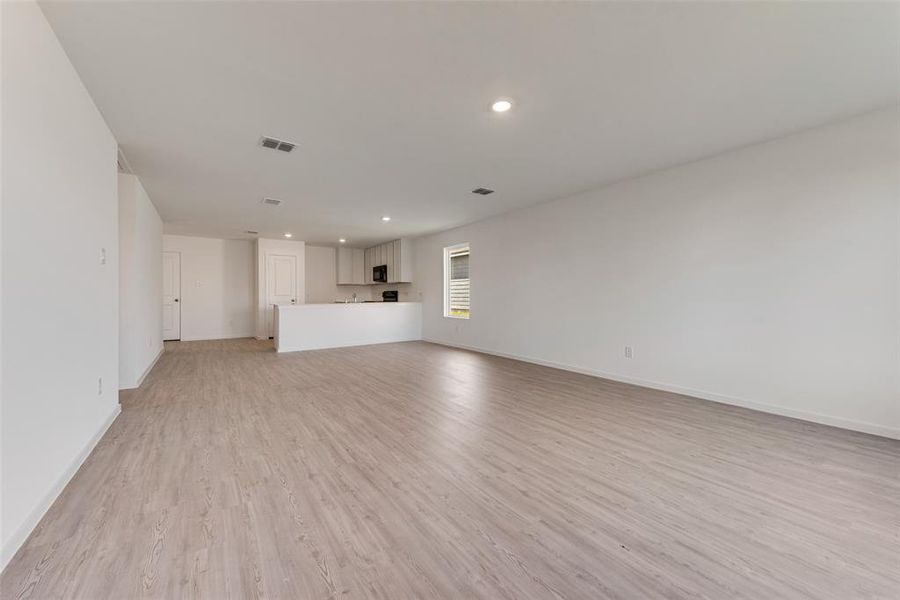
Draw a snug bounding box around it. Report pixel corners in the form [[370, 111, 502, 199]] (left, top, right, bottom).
[[291, 298, 296, 303], [174, 299, 179, 302]]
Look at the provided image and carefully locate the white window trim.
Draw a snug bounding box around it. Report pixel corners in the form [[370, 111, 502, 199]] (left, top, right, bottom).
[[443, 242, 470, 319]]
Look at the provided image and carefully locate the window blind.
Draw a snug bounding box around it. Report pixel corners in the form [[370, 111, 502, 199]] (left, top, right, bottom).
[[448, 247, 470, 317]]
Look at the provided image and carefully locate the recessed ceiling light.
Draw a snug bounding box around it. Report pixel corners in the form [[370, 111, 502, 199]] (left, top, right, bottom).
[[492, 99, 513, 113], [339, 238, 346, 243], [284, 233, 292, 238], [381, 216, 391, 222]]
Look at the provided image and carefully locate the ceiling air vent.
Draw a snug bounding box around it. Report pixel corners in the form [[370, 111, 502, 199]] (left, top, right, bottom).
[[472, 187, 494, 195], [261, 198, 282, 206], [259, 136, 296, 153]]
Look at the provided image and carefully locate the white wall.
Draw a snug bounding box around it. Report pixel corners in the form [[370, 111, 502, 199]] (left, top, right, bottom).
[[305, 245, 372, 303], [1, 0, 121, 568], [255, 238, 305, 338], [162, 235, 255, 341], [119, 174, 163, 388], [416, 107, 900, 439]]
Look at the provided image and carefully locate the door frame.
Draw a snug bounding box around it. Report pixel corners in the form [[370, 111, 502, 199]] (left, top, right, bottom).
[[264, 252, 299, 338]]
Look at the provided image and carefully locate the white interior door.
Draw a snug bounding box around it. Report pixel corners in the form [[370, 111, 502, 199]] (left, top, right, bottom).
[[266, 253, 297, 337], [162, 251, 181, 341]]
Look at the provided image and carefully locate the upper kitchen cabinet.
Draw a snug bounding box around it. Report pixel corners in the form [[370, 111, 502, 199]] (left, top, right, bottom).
[[388, 238, 414, 283], [336, 247, 366, 285], [359, 238, 415, 284], [351, 248, 365, 284], [384, 240, 396, 282], [364, 247, 375, 284]]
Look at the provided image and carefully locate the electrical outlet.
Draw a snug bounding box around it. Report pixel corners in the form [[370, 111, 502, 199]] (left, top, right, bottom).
[[98, 377, 103, 395], [99, 248, 106, 265], [624, 346, 633, 359]]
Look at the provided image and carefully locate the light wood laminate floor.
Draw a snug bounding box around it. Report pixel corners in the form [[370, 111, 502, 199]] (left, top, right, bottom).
[[3, 339, 899, 599]]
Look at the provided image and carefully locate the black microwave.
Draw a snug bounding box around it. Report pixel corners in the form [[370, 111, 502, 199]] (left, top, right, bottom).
[[373, 264, 387, 283]]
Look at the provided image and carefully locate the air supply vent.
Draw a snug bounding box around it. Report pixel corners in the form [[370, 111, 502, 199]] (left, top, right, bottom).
[[472, 187, 494, 195], [261, 198, 282, 206], [259, 136, 296, 153]]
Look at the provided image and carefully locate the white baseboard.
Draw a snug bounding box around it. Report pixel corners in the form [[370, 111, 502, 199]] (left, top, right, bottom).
[[136, 345, 164, 387], [119, 345, 164, 390], [1, 403, 122, 571], [423, 338, 900, 440]]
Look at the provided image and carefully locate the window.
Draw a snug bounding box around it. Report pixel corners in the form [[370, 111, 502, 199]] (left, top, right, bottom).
[[444, 243, 470, 319]]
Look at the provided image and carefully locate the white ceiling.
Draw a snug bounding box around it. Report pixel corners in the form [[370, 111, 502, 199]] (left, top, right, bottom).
[[41, 1, 899, 247]]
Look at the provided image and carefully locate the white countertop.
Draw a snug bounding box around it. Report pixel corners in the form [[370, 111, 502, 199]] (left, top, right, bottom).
[[280, 301, 421, 307]]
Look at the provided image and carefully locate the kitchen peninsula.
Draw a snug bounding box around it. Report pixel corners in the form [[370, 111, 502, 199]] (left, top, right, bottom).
[[274, 302, 422, 352]]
